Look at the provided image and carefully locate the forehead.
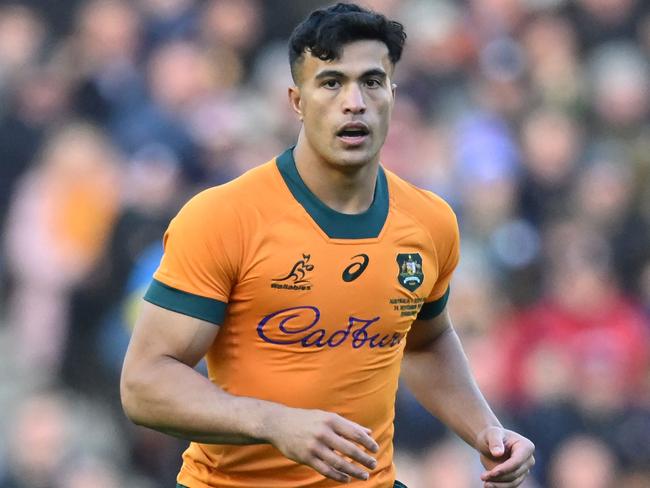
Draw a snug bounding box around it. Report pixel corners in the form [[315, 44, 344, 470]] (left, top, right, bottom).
[[300, 40, 392, 80]]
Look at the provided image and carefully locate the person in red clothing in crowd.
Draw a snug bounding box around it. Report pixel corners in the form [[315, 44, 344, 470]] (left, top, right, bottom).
[[501, 219, 648, 407]]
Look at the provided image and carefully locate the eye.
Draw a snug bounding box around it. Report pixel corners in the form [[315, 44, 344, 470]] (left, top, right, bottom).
[[322, 79, 341, 89], [365, 78, 382, 88]]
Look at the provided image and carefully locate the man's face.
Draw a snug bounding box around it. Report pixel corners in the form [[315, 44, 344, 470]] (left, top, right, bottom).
[[291, 40, 395, 168]]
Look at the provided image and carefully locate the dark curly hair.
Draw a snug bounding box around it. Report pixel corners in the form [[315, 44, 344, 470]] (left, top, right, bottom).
[[288, 2, 407, 83]]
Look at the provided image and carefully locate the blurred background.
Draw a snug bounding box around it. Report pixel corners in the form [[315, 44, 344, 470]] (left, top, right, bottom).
[[0, 0, 648, 487]]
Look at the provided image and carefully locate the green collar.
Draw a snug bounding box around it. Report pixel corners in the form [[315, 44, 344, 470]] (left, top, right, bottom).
[[276, 147, 389, 239]]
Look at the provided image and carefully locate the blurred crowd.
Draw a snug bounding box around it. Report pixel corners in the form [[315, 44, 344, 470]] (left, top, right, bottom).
[[0, 0, 648, 487]]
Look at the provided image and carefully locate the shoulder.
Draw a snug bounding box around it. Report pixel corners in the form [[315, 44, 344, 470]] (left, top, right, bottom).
[[187, 160, 279, 206], [385, 168, 458, 235], [158, 161, 283, 278], [385, 168, 461, 289], [176, 159, 283, 221]]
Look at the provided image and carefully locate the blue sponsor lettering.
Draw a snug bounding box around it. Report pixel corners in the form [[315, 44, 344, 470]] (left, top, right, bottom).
[[257, 306, 403, 349]]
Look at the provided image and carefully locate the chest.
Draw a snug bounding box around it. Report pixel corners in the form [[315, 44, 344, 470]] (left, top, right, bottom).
[[226, 216, 440, 349]]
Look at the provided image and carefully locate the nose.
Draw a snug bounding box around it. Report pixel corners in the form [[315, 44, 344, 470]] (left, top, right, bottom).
[[342, 83, 366, 114]]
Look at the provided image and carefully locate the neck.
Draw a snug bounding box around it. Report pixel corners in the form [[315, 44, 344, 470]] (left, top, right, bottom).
[[293, 131, 379, 214]]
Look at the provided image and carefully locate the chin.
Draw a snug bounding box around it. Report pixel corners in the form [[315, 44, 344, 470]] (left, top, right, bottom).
[[330, 148, 375, 167]]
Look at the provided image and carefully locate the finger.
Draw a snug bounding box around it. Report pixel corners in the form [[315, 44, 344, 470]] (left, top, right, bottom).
[[483, 470, 529, 488], [333, 419, 379, 453], [325, 433, 377, 470], [482, 443, 534, 479], [309, 456, 351, 484], [316, 446, 370, 481], [483, 459, 533, 482], [484, 427, 506, 458]]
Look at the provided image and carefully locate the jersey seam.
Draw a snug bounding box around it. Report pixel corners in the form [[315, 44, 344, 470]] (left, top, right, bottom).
[[390, 197, 441, 300], [218, 164, 301, 283], [153, 272, 230, 304]]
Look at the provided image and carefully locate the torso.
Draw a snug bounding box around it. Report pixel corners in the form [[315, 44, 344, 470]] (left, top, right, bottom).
[[154, 148, 459, 488]]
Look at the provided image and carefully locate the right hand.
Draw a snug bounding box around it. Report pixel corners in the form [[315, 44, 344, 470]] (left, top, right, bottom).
[[265, 407, 380, 483]]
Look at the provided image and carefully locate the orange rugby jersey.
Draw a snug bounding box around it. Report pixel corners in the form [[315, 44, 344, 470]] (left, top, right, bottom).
[[145, 147, 460, 488]]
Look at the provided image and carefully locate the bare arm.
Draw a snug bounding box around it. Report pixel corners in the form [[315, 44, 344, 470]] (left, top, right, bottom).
[[121, 301, 278, 444], [402, 308, 501, 445], [403, 308, 535, 487], [120, 301, 378, 482]]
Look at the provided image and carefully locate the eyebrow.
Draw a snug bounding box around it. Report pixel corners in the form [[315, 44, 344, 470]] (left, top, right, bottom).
[[314, 68, 387, 81]]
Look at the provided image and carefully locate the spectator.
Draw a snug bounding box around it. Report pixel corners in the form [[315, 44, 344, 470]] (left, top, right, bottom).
[[4, 122, 121, 372], [548, 435, 618, 488]]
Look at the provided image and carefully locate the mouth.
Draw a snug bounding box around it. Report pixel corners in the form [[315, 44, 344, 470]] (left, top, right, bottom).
[[336, 122, 370, 147]]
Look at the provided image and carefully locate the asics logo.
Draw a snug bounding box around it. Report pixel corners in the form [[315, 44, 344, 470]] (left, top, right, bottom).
[[342, 254, 369, 282]]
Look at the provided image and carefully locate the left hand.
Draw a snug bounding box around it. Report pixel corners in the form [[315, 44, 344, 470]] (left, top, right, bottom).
[[475, 426, 535, 488]]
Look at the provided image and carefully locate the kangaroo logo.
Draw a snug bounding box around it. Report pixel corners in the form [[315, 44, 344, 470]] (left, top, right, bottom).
[[272, 254, 315, 290]]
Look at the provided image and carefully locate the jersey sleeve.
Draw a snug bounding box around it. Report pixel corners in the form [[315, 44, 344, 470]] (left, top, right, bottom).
[[143, 189, 239, 325], [417, 204, 460, 320]]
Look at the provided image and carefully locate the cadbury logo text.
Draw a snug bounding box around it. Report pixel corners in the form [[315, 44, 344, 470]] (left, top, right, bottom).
[[257, 306, 404, 349]]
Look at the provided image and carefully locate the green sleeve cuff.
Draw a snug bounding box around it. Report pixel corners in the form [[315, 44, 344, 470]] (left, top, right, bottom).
[[143, 279, 226, 325], [417, 287, 450, 320]]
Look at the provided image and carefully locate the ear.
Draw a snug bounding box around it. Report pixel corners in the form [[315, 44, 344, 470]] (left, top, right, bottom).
[[288, 86, 303, 121], [391, 83, 397, 102]]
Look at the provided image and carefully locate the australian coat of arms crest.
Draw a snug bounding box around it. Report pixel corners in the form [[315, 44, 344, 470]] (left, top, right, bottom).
[[396, 253, 424, 291]]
